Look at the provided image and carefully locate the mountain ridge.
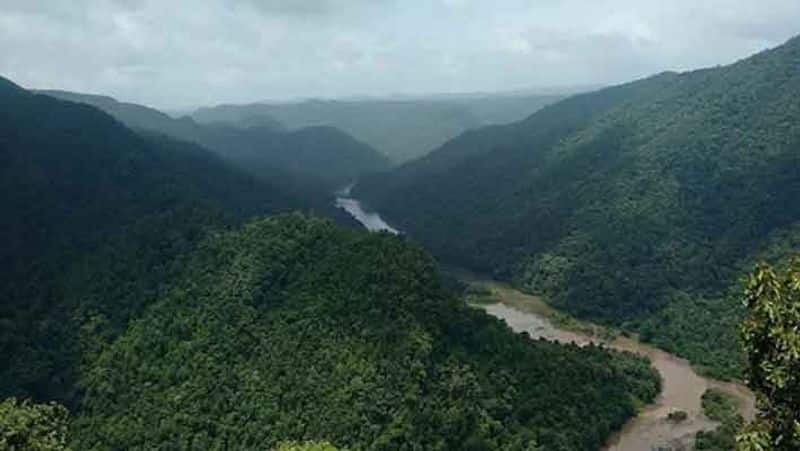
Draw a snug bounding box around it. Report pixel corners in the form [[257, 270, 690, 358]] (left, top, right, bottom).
[[355, 34, 800, 379], [39, 89, 390, 188]]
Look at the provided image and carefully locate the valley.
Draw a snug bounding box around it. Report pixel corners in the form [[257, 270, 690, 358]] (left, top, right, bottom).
[[482, 286, 754, 451], [337, 196, 755, 451], [4, 7, 800, 448]]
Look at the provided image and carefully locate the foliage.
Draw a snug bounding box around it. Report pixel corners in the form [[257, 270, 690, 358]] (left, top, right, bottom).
[[356, 35, 800, 379], [737, 260, 800, 450], [703, 389, 742, 423], [0, 77, 301, 403], [70, 215, 659, 451], [695, 389, 743, 451], [40, 90, 390, 189], [0, 398, 71, 451], [3, 76, 659, 450], [275, 441, 342, 451]]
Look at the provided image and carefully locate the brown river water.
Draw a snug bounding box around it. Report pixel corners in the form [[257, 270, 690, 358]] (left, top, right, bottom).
[[480, 282, 755, 451], [336, 197, 755, 450]]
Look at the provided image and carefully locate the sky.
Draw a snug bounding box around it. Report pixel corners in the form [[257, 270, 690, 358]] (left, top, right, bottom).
[[1, 0, 799, 109]]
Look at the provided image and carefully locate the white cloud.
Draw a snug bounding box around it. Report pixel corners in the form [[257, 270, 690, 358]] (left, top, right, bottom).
[[1, 0, 798, 108]]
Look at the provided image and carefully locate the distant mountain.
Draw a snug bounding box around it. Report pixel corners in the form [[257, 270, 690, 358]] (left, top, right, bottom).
[[192, 93, 567, 163], [39, 90, 389, 188], [38, 89, 284, 134], [0, 76, 303, 402], [2, 75, 659, 451], [356, 35, 800, 379]]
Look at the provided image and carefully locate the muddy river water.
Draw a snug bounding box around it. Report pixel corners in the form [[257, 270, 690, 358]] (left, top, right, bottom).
[[482, 284, 755, 451], [337, 195, 755, 450]]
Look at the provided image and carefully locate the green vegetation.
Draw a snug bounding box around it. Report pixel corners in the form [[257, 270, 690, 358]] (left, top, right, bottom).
[[695, 389, 743, 451], [0, 76, 303, 403], [464, 285, 498, 305], [737, 260, 800, 450], [192, 94, 566, 163], [275, 441, 343, 451], [3, 75, 658, 449], [0, 398, 71, 451], [40, 90, 390, 189], [356, 35, 800, 380], [70, 215, 659, 450]]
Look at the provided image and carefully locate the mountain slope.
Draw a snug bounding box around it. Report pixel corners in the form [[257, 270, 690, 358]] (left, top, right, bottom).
[[71, 214, 658, 451], [192, 94, 565, 163], [0, 76, 303, 402], [39, 90, 389, 188], [3, 75, 660, 449], [356, 36, 800, 378], [37, 89, 283, 134]]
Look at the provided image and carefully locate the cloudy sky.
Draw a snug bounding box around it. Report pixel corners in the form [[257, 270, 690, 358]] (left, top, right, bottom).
[[2, 0, 799, 109]]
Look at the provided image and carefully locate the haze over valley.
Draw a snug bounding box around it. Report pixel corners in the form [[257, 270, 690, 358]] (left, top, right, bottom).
[[2, 2, 800, 450]]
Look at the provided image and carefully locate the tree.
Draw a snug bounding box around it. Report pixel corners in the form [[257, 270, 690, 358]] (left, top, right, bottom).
[[275, 441, 341, 451], [0, 398, 71, 450], [737, 260, 800, 450]]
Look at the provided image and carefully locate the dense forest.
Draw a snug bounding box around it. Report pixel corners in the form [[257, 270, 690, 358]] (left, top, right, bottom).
[[40, 90, 390, 189], [192, 93, 567, 163], [1, 75, 660, 449], [356, 35, 800, 380], [0, 75, 312, 404], [70, 215, 658, 450]]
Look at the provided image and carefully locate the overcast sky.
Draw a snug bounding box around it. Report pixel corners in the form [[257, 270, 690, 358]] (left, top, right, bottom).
[[2, 0, 799, 109]]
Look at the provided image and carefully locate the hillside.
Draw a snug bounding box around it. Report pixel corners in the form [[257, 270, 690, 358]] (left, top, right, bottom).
[[0, 76, 303, 403], [192, 94, 565, 163], [70, 215, 659, 451], [356, 35, 800, 379], [2, 74, 660, 450], [39, 90, 389, 188]]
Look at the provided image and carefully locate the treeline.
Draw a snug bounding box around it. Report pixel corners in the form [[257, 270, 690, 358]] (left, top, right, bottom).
[[356, 35, 800, 379], [1, 75, 659, 449], [40, 89, 390, 190], [71, 215, 659, 450]]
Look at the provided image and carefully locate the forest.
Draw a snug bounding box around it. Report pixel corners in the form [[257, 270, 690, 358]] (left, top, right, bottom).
[[356, 35, 800, 380], [3, 14, 800, 447], [192, 93, 567, 163], [40, 90, 390, 190], [0, 75, 659, 450]]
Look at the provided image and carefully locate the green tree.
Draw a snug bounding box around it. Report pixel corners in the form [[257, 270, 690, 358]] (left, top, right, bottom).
[[737, 260, 800, 450], [275, 441, 342, 451], [0, 398, 71, 450]]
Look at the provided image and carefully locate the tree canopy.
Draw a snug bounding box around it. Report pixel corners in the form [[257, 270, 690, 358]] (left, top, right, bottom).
[[737, 260, 800, 450], [356, 35, 800, 380]]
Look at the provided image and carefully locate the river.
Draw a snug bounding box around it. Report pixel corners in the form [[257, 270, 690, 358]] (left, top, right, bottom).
[[335, 188, 399, 234], [336, 194, 755, 451], [480, 283, 755, 451]]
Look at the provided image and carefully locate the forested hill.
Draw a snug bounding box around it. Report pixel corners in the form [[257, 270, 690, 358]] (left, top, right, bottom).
[[39, 90, 390, 188], [192, 94, 566, 163], [0, 75, 304, 403], [356, 35, 800, 379], [71, 215, 659, 450], [38, 89, 284, 134], [1, 75, 660, 449]]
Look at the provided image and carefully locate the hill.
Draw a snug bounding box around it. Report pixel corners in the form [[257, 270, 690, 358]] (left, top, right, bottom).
[[355, 35, 800, 379], [192, 94, 566, 163], [0, 76, 304, 403], [2, 74, 660, 450], [70, 214, 659, 451], [39, 90, 389, 188]]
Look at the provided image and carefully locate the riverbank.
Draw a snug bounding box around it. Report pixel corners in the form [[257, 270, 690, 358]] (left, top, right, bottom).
[[472, 279, 755, 451], [335, 195, 756, 450]]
